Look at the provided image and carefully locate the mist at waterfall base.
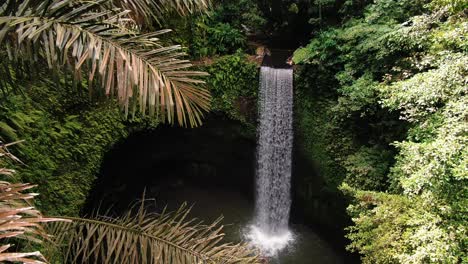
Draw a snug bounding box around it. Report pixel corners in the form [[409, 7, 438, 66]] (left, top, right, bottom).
[[245, 67, 295, 257]]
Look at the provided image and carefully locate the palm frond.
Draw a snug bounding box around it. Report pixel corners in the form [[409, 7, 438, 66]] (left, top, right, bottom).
[[115, 0, 212, 25], [0, 0, 211, 127], [47, 202, 261, 263], [0, 141, 66, 264], [155, 0, 211, 16]]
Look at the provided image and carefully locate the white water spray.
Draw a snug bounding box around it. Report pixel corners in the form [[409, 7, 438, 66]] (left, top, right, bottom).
[[246, 66, 294, 256]]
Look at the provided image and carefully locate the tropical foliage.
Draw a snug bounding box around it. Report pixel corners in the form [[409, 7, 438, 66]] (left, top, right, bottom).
[[1, 0, 466, 263], [189, 0, 265, 58], [0, 0, 210, 127], [204, 53, 258, 124], [0, 141, 63, 263], [191, 20, 247, 58], [294, 0, 467, 262], [116, 0, 211, 25], [0, 86, 130, 216]]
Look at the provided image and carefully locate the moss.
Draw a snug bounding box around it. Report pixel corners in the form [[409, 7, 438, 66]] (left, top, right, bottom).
[[0, 85, 132, 216]]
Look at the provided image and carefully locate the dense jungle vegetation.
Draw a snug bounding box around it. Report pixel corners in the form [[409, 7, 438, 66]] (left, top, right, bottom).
[[294, 0, 467, 262], [0, 0, 466, 263]]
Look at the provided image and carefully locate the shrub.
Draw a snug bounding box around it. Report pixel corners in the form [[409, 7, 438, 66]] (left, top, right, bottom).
[[204, 53, 258, 124]]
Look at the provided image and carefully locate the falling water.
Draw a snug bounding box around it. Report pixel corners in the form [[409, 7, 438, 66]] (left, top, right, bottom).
[[246, 66, 294, 256]]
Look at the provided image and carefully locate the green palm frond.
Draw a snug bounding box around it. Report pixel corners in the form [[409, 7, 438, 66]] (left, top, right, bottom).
[[47, 202, 261, 263], [0, 141, 65, 264], [0, 0, 211, 127]]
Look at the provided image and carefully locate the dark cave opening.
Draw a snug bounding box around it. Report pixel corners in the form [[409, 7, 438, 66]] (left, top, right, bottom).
[[85, 116, 257, 214]]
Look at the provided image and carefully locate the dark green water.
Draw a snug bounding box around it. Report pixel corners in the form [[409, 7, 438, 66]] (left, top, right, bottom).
[[156, 186, 346, 264]]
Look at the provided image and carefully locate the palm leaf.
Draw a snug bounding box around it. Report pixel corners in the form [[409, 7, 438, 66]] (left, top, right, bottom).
[[0, 0, 211, 127], [114, 0, 212, 25], [47, 201, 261, 263], [0, 141, 66, 264]]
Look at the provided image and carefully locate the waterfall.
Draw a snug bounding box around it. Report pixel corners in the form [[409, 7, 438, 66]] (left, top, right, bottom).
[[256, 67, 294, 233], [246, 66, 294, 256]]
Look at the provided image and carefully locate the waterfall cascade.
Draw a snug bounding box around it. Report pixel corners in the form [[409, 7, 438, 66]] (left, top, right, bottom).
[[246, 66, 294, 256]]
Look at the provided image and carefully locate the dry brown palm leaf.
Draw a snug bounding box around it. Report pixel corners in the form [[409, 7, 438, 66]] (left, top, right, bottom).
[[0, 141, 66, 264], [47, 201, 262, 264], [0, 0, 211, 127]]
